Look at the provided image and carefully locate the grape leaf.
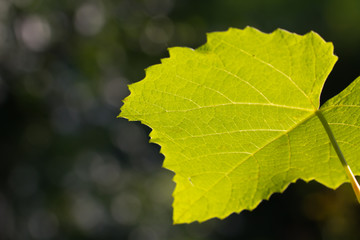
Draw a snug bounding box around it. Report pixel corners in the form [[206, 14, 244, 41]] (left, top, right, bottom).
[[119, 27, 360, 223]]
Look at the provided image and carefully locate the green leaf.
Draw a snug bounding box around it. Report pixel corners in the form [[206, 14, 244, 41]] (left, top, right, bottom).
[[119, 27, 360, 223]]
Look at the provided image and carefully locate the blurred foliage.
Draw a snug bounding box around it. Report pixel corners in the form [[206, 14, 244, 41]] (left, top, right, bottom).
[[0, 0, 360, 239]]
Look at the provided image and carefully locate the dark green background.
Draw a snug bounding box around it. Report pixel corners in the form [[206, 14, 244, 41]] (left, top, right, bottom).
[[1, 0, 360, 239]]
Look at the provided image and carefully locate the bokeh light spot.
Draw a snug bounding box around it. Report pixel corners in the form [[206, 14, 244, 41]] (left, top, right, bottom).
[[111, 193, 142, 225], [28, 210, 58, 240], [74, 1, 105, 36], [16, 15, 51, 51]]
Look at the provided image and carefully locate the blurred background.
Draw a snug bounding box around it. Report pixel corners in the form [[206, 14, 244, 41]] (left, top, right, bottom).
[[1, 0, 360, 239]]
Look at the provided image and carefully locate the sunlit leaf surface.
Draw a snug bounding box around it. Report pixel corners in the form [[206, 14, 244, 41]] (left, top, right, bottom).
[[120, 27, 360, 223]]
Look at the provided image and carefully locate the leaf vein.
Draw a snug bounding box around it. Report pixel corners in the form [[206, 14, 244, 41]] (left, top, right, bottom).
[[174, 129, 286, 140], [176, 111, 316, 220], [219, 39, 312, 106]]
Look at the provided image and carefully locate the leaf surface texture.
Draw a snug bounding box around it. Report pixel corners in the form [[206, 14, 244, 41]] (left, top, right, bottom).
[[120, 27, 360, 223]]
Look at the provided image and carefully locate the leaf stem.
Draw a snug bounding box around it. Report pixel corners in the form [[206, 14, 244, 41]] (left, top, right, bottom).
[[316, 110, 360, 203]]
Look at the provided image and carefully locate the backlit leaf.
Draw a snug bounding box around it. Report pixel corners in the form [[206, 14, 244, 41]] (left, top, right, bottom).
[[119, 27, 360, 223]]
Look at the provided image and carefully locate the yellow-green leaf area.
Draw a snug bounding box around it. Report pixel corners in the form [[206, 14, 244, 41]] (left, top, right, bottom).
[[119, 27, 360, 224]]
